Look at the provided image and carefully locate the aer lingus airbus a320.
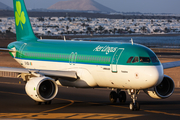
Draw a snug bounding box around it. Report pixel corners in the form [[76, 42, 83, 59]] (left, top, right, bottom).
[[0, 0, 178, 111]]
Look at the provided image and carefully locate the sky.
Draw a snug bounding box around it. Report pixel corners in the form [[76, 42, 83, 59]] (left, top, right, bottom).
[[1, 0, 180, 14]]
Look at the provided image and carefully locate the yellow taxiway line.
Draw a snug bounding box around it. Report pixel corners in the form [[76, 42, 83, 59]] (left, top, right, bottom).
[[0, 81, 180, 118], [0, 113, 142, 119], [0, 91, 75, 113]]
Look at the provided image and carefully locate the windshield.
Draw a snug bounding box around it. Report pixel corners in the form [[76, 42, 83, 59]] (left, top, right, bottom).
[[140, 57, 151, 63], [132, 57, 139, 63]]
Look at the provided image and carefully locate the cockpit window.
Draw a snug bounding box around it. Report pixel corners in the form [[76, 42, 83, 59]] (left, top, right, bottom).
[[140, 57, 151, 63], [126, 56, 159, 64], [151, 57, 159, 63], [127, 57, 134, 63], [132, 57, 139, 63]]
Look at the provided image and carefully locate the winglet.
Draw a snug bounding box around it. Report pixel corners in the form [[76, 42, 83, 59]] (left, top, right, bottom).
[[64, 36, 66, 42], [131, 38, 134, 45]]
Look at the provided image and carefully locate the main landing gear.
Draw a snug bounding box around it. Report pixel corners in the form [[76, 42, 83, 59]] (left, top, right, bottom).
[[109, 89, 140, 111], [109, 89, 126, 104]]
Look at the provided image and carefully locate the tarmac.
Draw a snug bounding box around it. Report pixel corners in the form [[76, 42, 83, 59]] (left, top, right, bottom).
[[0, 77, 179, 120]]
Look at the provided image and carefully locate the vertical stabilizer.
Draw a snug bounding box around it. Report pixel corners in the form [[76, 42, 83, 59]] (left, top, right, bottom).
[[13, 0, 37, 41]]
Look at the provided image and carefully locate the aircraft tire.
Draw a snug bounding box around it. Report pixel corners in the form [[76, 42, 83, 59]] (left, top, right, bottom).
[[119, 91, 126, 103], [109, 91, 117, 103], [129, 102, 134, 111], [45, 100, 52, 105], [35, 101, 42, 105], [129, 102, 140, 111]]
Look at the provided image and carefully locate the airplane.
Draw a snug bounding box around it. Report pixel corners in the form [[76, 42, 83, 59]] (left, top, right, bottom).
[[0, 0, 178, 111]]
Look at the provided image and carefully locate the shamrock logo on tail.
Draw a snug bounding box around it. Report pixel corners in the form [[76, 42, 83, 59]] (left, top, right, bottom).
[[15, 1, 26, 30]]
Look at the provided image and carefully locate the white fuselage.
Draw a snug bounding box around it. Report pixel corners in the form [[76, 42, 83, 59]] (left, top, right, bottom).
[[15, 58, 164, 90]]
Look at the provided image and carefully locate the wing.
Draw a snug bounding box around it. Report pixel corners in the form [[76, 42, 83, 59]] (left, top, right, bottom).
[[32, 69, 78, 79], [0, 67, 77, 79], [162, 61, 180, 69]]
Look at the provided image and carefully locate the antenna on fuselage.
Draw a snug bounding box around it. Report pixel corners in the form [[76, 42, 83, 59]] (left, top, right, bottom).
[[64, 36, 66, 42], [131, 38, 133, 45]]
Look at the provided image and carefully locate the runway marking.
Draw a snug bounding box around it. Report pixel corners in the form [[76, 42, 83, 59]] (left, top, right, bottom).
[[0, 91, 75, 113], [1, 82, 180, 117], [40, 98, 74, 113], [110, 105, 129, 109], [0, 113, 142, 119], [111, 105, 180, 117], [144, 110, 180, 117]]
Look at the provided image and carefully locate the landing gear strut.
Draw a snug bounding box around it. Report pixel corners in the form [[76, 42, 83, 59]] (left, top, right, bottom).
[[128, 89, 140, 111], [109, 89, 126, 103]]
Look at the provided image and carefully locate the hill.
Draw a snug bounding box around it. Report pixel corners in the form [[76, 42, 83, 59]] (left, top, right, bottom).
[[48, 0, 116, 13], [0, 2, 12, 10]]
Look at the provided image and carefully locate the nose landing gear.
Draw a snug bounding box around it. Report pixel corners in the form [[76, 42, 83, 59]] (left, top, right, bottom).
[[109, 89, 140, 111], [128, 89, 140, 111]]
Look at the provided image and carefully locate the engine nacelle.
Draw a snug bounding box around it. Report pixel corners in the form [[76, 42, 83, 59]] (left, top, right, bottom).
[[25, 76, 58, 102], [144, 75, 174, 99]]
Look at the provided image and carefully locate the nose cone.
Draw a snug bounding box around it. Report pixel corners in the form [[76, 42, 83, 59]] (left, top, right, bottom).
[[130, 65, 164, 89], [145, 64, 164, 88]]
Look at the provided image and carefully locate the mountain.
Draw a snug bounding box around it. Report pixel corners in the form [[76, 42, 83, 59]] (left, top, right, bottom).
[[0, 2, 12, 10], [48, 0, 116, 13]]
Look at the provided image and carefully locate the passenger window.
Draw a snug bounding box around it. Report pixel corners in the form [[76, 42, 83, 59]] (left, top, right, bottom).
[[127, 57, 134, 63], [132, 57, 139, 63], [140, 57, 151, 63], [151, 57, 159, 63]]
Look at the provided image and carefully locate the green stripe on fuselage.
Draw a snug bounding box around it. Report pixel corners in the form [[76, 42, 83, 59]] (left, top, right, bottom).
[[8, 40, 160, 66]]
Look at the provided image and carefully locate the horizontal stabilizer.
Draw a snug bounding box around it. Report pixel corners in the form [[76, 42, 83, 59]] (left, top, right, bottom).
[[0, 67, 29, 73], [0, 48, 16, 52]]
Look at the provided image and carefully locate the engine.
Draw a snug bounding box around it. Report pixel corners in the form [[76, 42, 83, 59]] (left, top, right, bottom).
[[144, 75, 174, 99], [25, 76, 58, 102]]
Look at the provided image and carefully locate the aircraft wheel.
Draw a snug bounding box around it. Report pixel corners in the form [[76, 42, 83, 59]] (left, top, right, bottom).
[[109, 91, 117, 103], [45, 100, 52, 105], [35, 101, 42, 105], [129, 102, 140, 111], [129, 102, 134, 111], [119, 91, 126, 103], [136, 102, 140, 111]]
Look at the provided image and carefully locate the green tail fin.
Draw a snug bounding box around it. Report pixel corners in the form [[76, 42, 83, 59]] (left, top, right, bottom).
[[13, 0, 37, 41]]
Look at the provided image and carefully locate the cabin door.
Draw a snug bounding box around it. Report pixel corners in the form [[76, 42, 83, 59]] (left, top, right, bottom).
[[69, 52, 77, 65], [111, 48, 124, 73], [19, 43, 27, 58]]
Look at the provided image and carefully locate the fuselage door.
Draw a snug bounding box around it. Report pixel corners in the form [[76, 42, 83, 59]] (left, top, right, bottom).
[[69, 52, 77, 65], [19, 43, 27, 58], [111, 48, 124, 73]]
